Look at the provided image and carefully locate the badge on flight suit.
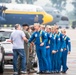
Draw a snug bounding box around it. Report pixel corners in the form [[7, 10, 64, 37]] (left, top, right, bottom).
[[35, 34, 37, 37], [68, 40, 71, 42], [49, 34, 52, 38], [45, 33, 47, 36], [58, 38, 60, 40]]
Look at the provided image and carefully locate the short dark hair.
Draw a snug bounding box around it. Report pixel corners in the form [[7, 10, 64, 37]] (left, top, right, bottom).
[[22, 24, 29, 27]]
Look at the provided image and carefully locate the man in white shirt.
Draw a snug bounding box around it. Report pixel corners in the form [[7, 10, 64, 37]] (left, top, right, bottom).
[[9, 24, 28, 74]]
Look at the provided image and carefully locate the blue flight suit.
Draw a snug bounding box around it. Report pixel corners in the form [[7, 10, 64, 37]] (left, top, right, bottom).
[[54, 32, 61, 72], [29, 30, 48, 72], [48, 33, 56, 72], [61, 35, 71, 72], [46, 32, 52, 72], [55, 32, 65, 72], [57, 32, 65, 72]]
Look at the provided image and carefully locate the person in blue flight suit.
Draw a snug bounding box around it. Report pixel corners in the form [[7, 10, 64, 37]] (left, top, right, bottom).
[[54, 25, 65, 73], [28, 23, 48, 74], [61, 29, 71, 73], [49, 26, 57, 73], [45, 25, 52, 73]]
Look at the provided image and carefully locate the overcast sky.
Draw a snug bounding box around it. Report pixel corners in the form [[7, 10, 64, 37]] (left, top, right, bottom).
[[34, 0, 74, 12], [34, 0, 51, 6], [34, 0, 72, 6]]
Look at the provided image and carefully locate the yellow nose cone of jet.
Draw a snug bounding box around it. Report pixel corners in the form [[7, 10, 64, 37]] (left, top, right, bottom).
[[42, 13, 53, 24]]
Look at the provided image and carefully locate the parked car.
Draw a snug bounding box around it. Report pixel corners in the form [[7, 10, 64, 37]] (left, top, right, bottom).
[[57, 16, 69, 29], [72, 21, 76, 29]]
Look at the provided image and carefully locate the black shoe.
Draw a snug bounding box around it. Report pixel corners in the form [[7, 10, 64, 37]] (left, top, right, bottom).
[[61, 71, 63, 73], [56, 71, 60, 73], [44, 71, 51, 74], [61, 70, 65, 73], [37, 71, 44, 74], [66, 67, 69, 71], [54, 71, 57, 74], [61, 68, 69, 73], [61, 70, 67, 73], [51, 71, 55, 74]]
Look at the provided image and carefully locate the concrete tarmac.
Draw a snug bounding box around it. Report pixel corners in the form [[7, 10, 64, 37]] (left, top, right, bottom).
[[0, 29, 76, 75]]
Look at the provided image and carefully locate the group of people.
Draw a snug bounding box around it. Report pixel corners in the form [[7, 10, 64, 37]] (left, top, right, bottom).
[[8, 23, 71, 74]]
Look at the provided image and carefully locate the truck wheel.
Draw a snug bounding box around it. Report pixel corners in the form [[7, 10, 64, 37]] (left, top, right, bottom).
[[66, 27, 69, 29], [72, 27, 75, 29]]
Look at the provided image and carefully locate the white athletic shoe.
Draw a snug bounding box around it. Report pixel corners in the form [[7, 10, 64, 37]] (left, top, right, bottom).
[[14, 72, 18, 74], [21, 71, 27, 74]]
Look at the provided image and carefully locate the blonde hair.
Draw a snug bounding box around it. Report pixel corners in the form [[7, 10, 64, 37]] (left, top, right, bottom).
[[34, 23, 40, 26], [40, 24, 45, 28], [46, 25, 51, 29], [54, 25, 59, 29], [61, 28, 66, 33]]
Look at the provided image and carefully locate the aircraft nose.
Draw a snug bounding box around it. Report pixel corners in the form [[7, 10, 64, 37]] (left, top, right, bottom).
[[42, 13, 53, 24]]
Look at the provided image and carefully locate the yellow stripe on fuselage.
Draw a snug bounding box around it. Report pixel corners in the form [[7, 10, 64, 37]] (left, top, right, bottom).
[[5, 10, 45, 14], [5, 10, 53, 24]]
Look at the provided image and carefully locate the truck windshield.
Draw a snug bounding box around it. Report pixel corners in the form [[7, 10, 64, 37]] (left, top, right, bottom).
[[0, 31, 11, 39]]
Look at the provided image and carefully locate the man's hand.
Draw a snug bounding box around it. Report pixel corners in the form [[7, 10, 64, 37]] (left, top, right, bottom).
[[29, 44, 33, 53], [25, 39, 28, 43], [31, 42, 34, 46], [7, 39, 13, 43], [23, 36, 28, 43], [40, 42, 44, 46], [52, 50, 57, 54], [46, 46, 50, 48], [68, 51, 70, 54]]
